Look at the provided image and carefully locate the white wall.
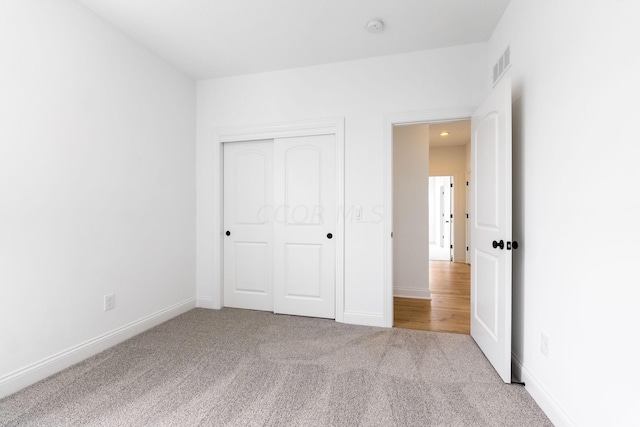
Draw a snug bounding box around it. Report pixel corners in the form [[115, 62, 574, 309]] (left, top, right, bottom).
[[197, 44, 488, 325], [430, 145, 468, 262], [489, 1, 640, 426], [0, 0, 196, 397], [393, 124, 430, 299]]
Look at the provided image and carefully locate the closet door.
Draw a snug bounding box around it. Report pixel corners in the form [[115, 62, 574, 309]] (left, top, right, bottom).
[[273, 134, 336, 319], [223, 140, 274, 311]]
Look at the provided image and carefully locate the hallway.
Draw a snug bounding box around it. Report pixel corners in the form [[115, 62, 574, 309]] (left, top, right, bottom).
[[394, 261, 470, 334]]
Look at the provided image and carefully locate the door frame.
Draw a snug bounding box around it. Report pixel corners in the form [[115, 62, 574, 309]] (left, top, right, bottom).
[[429, 175, 454, 262], [383, 107, 474, 328], [199, 118, 345, 322]]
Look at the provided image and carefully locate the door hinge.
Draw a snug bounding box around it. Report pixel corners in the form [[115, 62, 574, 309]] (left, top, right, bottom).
[[450, 244, 453, 249], [450, 214, 453, 219], [391, 232, 393, 238], [465, 213, 469, 218], [466, 246, 469, 251], [466, 181, 469, 186], [450, 183, 453, 188]]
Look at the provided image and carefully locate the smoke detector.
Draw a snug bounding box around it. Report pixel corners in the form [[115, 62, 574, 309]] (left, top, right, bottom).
[[366, 19, 384, 33]]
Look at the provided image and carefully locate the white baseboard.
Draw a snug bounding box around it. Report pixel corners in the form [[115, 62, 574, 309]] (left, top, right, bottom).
[[343, 310, 386, 327], [0, 297, 196, 399], [196, 296, 216, 309], [512, 356, 575, 427], [393, 287, 431, 299]]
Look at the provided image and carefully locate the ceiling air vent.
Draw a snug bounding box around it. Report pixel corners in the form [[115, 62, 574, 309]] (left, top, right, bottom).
[[492, 46, 511, 86]]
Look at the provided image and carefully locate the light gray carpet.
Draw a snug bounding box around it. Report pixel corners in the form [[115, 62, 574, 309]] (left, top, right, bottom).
[[0, 308, 551, 426]]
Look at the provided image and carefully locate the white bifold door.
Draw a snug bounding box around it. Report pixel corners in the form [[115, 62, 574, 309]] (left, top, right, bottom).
[[223, 134, 336, 319]]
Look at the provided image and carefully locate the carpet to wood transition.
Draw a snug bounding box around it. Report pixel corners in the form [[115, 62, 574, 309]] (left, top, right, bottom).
[[0, 308, 551, 426]]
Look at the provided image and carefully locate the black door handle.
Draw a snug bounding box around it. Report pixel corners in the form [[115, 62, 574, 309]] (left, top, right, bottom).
[[492, 240, 504, 250], [225, 231, 230, 236], [327, 233, 333, 239]]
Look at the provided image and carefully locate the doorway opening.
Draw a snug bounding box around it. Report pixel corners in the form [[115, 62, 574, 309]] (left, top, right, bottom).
[[429, 175, 453, 262], [391, 119, 472, 334], [385, 79, 513, 381]]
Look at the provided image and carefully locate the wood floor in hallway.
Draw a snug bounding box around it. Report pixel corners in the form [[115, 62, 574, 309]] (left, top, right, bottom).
[[394, 261, 470, 334]]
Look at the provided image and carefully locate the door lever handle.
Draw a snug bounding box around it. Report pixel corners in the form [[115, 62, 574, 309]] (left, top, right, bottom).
[[492, 240, 504, 250]]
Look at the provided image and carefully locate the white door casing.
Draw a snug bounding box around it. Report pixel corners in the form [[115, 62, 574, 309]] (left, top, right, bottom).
[[470, 77, 513, 383], [202, 119, 344, 320], [223, 140, 274, 311], [383, 107, 475, 328], [273, 134, 336, 319]]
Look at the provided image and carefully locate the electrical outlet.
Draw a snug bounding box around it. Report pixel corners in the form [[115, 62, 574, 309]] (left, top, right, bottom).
[[541, 332, 550, 357], [104, 294, 115, 311]]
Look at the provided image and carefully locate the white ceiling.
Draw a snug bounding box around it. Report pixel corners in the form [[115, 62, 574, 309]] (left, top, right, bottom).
[[76, 0, 511, 79], [429, 120, 470, 147]]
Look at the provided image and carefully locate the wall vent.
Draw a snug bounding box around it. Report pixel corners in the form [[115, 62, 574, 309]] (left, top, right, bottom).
[[492, 46, 511, 86]]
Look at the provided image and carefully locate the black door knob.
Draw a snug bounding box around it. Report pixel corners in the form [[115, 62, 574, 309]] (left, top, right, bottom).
[[492, 240, 504, 250], [225, 231, 230, 236], [327, 233, 333, 239]]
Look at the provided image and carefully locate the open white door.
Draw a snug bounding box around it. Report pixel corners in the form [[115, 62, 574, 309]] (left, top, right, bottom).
[[470, 77, 512, 383]]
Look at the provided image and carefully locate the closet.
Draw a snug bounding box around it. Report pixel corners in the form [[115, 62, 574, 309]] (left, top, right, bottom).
[[223, 134, 336, 319]]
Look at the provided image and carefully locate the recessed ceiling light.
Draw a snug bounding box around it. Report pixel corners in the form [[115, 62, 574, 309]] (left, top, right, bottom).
[[440, 131, 449, 136], [366, 19, 384, 33]]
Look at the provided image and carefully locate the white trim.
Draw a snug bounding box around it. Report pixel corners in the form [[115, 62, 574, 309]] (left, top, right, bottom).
[[383, 107, 475, 328], [0, 298, 196, 399], [393, 287, 431, 299], [214, 118, 342, 143], [343, 311, 386, 328], [203, 117, 346, 322], [334, 120, 346, 322], [196, 297, 215, 309], [518, 362, 576, 427]]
